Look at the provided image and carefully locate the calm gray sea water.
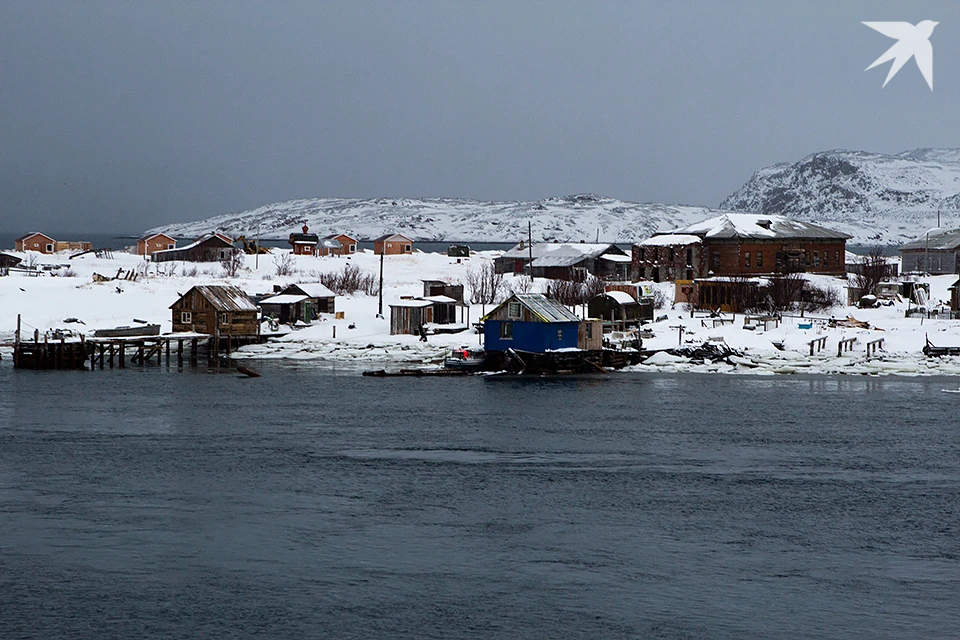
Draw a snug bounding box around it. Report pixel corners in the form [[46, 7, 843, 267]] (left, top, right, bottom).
[[1, 362, 958, 639]]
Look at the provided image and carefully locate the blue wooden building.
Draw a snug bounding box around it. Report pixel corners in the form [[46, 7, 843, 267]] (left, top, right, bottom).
[[483, 294, 581, 352]]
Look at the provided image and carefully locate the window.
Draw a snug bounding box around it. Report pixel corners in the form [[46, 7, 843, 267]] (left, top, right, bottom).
[[220, 313, 231, 326], [812, 251, 820, 267], [508, 302, 521, 319], [181, 311, 192, 323], [167, 244, 175, 250], [835, 251, 840, 268], [500, 322, 513, 339], [220, 250, 226, 259], [637, 247, 645, 261], [404, 244, 412, 253], [557, 329, 563, 340], [823, 252, 829, 268], [686, 248, 693, 266], [387, 243, 393, 249], [668, 247, 676, 261], [349, 244, 356, 253], [711, 252, 720, 269], [756, 252, 763, 268], [744, 252, 751, 268], [45, 244, 53, 252]]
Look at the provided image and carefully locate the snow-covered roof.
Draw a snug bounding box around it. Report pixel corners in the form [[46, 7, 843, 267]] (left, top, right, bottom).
[[320, 239, 340, 249], [638, 234, 702, 246], [900, 227, 960, 251], [487, 293, 579, 323], [259, 294, 309, 305], [423, 295, 457, 303], [597, 290, 637, 305], [285, 283, 336, 298], [670, 214, 850, 241], [172, 285, 257, 312], [528, 243, 624, 268], [153, 233, 232, 255], [502, 242, 619, 261], [599, 253, 632, 262], [390, 299, 433, 308]]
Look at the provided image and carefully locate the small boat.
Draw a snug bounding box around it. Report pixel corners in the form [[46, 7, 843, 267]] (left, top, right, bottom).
[[93, 324, 161, 338], [443, 346, 486, 372]]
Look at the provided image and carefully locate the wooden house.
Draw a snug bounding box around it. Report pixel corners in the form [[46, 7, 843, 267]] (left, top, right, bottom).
[[289, 225, 319, 256], [374, 233, 413, 255], [170, 285, 259, 344], [137, 233, 177, 257], [482, 293, 581, 352], [152, 233, 239, 263], [280, 283, 336, 314], [15, 232, 56, 254], [326, 233, 358, 255], [587, 290, 652, 331], [900, 228, 960, 274], [495, 242, 629, 280], [317, 238, 342, 257]]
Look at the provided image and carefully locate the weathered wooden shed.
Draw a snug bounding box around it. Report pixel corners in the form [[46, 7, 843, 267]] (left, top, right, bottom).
[[0, 252, 23, 269], [152, 233, 238, 263], [281, 283, 336, 315], [482, 293, 580, 353], [170, 285, 259, 345], [258, 294, 311, 324], [588, 290, 652, 331], [389, 299, 434, 335]]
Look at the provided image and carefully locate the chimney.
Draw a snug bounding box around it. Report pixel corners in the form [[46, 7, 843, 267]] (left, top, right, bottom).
[[519, 240, 524, 249]]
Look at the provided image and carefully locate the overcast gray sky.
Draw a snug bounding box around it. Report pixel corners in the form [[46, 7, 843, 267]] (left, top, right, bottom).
[[2, 0, 958, 233]]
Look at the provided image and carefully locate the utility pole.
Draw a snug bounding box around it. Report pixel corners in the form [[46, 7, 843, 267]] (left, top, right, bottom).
[[254, 220, 262, 270], [377, 251, 384, 318], [528, 221, 534, 281]]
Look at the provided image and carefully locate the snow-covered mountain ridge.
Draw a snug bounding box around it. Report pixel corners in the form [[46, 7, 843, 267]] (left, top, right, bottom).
[[147, 149, 960, 246], [721, 148, 960, 245], [145, 195, 730, 244]]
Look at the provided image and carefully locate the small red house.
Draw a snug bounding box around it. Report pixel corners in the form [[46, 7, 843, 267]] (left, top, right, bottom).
[[373, 233, 413, 255], [326, 233, 358, 255], [289, 224, 319, 256], [15, 232, 56, 254], [137, 233, 177, 256]]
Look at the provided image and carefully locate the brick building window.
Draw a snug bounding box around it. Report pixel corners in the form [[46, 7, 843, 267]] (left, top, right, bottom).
[[744, 252, 751, 268], [686, 248, 693, 266], [813, 251, 820, 267], [756, 252, 763, 268], [711, 252, 720, 270]]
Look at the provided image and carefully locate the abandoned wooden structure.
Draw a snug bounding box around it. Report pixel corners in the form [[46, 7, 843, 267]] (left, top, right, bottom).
[[151, 233, 238, 263], [170, 285, 259, 351], [389, 299, 434, 335], [637, 213, 849, 281], [587, 290, 653, 331]]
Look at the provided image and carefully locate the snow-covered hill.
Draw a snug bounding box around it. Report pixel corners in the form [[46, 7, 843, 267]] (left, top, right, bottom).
[[721, 148, 960, 245], [145, 194, 727, 244]]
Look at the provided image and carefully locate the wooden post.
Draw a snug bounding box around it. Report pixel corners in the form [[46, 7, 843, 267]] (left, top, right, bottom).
[[191, 338, 198, 365], [119, 341, 125, 368], [166, 339, 171, 364], [109, 343, 114, 368], [178, 339, 184, 367]]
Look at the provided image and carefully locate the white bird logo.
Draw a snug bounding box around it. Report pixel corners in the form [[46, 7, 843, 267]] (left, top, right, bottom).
[[863, 21, 937, 90]]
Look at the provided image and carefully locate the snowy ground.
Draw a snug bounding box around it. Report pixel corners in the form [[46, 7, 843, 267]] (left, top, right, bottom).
[[4, 247, 960, 376]]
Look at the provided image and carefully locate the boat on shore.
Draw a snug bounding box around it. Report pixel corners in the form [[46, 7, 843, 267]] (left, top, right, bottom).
[[443, 347, 486, 372], [93, 324, 161, 338]]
